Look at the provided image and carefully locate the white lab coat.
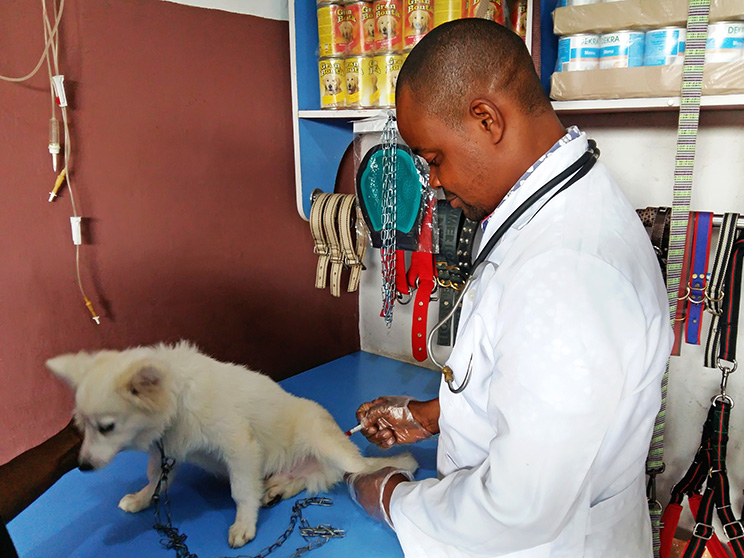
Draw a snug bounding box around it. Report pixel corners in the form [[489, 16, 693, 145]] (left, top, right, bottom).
[[389, 133, 674, 558]]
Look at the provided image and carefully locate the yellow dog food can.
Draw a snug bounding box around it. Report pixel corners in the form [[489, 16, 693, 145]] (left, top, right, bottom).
[[373, 0, 403, 53], [345, 56, 377, 108], [319, 57, 346, 109], [434, 0, 463, 27], [373, 52, 406, 107], [318, 2, 347, 57], [404, 0, 433, 49]]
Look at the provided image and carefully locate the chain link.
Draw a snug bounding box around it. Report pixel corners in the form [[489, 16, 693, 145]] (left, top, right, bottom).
[[380, 113, 398, 327], [151, 442, 344, 558]]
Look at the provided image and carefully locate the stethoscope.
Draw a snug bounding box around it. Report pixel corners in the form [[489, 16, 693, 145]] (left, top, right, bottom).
[[427, 140, 601, 394]]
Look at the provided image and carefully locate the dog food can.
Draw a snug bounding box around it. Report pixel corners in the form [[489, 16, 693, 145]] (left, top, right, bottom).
[[374, 52, 406, 107], [556, 34, 600, 72], [566, 0, 598, 5], [706, 22, 744, 63], [509, 0, 528, 40], [318, 3, 348, 57], [468, 0, 505, 25], [319, 57, 346, 109], [373, 0, 403, 53], [403, 0, 433, 49], [344, 56, 375, 107], [644, 27, 686, 66], [344, 1, 372, 55], [434, 0, 463, 27], [599, 31, 645, 69]]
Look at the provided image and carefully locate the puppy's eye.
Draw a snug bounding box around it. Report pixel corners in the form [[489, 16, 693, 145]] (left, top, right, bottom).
[[98, 423, 115, 435]]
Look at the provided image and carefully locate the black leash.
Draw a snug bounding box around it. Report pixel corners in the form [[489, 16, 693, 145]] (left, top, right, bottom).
[[150, 442, 345, 558], [669, 236, 744, 558]]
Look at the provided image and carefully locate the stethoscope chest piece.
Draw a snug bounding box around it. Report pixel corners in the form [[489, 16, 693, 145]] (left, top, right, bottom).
[[441, 357, 473, 394]]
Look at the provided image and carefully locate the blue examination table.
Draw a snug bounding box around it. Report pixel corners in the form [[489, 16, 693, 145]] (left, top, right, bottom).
[[8, 352, 440, 558]]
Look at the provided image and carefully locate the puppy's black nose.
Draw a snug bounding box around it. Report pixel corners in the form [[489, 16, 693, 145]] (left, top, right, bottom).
[[78, 461, 94, 472]]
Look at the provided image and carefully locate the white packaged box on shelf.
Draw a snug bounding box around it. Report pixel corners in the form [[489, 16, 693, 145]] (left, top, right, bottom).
[[553, 0, 744, 36], [550, 60, 744, 100]]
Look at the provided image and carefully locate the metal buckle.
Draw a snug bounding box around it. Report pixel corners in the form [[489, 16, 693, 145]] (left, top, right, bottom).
[[692, 522, 714, 540], [724, 521, 744, 540], [712, 394, 735, 409]]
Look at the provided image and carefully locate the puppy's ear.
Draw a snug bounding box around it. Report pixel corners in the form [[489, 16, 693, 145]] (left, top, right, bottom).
[[46, 352, 93, 389], [118, 361, 172, 413]]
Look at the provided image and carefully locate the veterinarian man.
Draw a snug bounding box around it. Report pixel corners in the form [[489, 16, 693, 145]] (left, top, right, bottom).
[[345, 19, 673, 557]]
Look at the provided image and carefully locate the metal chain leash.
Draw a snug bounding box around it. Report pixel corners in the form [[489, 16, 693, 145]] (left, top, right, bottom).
[[380, 113, 398, 327], [151, 442, 345, 558]]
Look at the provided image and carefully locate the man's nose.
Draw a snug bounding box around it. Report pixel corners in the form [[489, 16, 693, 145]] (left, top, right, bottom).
[[429, 168, 442, 189]]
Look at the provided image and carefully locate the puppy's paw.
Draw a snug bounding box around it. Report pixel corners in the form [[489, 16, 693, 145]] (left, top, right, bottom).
[[261, 478, 286, 507], [228, 521, 256, 548], [118, 492, 151, 513]]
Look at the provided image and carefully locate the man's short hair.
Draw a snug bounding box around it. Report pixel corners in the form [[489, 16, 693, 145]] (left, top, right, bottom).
[[396, 18, 550, 127]]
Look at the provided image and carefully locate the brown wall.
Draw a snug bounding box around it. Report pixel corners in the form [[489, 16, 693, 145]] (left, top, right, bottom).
[[0, 0, 360, 464]]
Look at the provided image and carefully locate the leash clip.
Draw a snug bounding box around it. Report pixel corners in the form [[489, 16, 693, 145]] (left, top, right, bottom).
[[716, 358, 737, 401]]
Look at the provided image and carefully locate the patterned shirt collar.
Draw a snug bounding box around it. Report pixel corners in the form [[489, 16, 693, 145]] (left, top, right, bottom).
[[481, 126, 582, 230]]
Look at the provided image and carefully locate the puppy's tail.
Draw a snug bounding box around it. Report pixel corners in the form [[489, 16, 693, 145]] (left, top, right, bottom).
[[358, 452, 418, 475]]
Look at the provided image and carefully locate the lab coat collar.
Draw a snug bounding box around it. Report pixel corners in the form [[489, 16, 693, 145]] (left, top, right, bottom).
[[475, 131, 590, 266]]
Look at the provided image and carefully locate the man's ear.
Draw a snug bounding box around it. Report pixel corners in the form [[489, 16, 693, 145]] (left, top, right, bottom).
[[118, 361, 171, 413], [469, 99, 505, 144], [46, 352, 93, 389]]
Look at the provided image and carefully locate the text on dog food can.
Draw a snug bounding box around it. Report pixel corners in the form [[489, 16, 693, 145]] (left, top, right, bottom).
[[373, 0, 403, 53], [403, 0, 434, 49], [318, 3, 347, 57], [556, 34, 600, 72], [373, 52, 406, 107], [566, 0, 599, 6], [509, 0, 528, 40], [434, 0, 463, 27], [599, 31, 645, 69], [643, 27, 686, 66], [706, 22, 744, 63], [468, 0, 505, 25], [319, 57, 346, 109], [344, 56, 377, 107]]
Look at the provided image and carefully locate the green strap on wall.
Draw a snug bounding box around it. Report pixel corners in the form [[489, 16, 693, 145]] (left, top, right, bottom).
[[646, 1, 711, 556]]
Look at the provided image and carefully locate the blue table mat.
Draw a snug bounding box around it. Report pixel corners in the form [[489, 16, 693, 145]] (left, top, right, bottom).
[[8, 352, 440, 558]]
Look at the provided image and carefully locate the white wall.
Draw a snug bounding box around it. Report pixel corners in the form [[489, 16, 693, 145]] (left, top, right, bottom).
[[359, 108, 744, 530], [160, 0, 289, 21]]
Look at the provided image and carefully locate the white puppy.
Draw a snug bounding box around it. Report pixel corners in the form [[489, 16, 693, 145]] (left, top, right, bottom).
[[47, 342, 417, 548]]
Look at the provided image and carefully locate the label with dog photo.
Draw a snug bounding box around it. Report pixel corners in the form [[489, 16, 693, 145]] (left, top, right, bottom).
[[467, 0, 505, 25], [404, 0, 433, 48], [374, 52, 406, 107], [319, 58, 346, 108], [346, 1, 376, 55], [373, 0, 403, 53]]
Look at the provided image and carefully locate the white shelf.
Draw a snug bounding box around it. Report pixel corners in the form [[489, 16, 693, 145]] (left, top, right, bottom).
[[298, 109, 386, 119], [296, 95, 744, 133], [551, 95, 744, 113]]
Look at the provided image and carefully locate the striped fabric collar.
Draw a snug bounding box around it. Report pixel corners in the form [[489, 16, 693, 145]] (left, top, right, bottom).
[[481, 126, 582, 231]]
